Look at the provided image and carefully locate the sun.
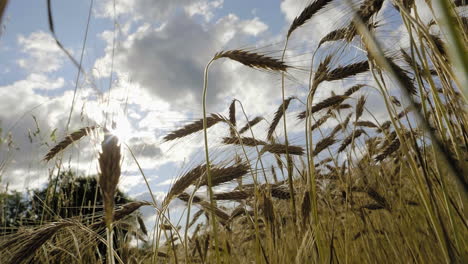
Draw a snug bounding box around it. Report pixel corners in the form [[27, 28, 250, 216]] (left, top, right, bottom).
[[84, 99, 133, 144], [107, 112, 133, 144]]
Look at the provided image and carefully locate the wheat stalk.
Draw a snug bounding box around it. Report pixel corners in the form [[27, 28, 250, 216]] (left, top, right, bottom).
[[298, 95, 348, 119], [338, 129, 366, 152], [222, 136, 267, 146], [229, 100, 236, 137], [213, 190, 252, 200], [188, 210, 205, 229], [238, 116, 264, 134], [311, 112, 332, 131], [214, 50, 288, 71], [319, 27, 349, 47], [355, 121, 378, 128], [163, 114, 225, 141], [267, 97, 294, 140], [178, 193, 203, 204], [287, 0, 334, 37], [301, 191, 311, 227], [261, 143, 304, 155], [98, 132, 121, 227], [271, 185, 292, 200], [166, 165, 206, 203], [400, 49, 437, 75], [313, 134, 336, 156], [198, 201, 230, 223], [375, 138, 401, 162], [356, 0, 385, 23], [387, 59, 418, 95], [355, 95, 367, 121], [44, 126, 97, 161], [344, 84, 365, 96], [7, 221, 74, 264], [199, 164, 250, 187], [324, 60, 369, 82]]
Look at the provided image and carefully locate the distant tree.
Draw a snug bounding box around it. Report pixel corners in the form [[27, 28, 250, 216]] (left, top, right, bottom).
[[0, 170, 133, 231], [32, 170, 131, 222], [0, 190, 30, 230]]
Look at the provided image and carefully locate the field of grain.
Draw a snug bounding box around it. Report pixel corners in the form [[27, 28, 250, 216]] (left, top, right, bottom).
[[0, 0, 467, 263]]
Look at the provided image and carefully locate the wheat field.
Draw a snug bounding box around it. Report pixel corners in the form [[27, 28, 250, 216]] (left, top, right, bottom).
[[0, 0, 467, 263]]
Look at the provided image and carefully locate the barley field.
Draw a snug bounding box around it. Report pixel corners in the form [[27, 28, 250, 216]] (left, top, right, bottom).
[[0, 0, 467, 263]]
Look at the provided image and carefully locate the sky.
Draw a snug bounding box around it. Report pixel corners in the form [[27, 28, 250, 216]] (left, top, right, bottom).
[[0, 0, 445, 227]]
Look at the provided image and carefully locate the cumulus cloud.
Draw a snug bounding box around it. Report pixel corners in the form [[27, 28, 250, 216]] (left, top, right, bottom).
[[0, 75, 82, 190], [16, 31, 65, 73], [184, 0, 224, 21], [239, 17, 268, 36], [280, 0, 303, 23], [101, 13, 273, 110], [128, 136, 162, 158], [97, 0, 202, 21]]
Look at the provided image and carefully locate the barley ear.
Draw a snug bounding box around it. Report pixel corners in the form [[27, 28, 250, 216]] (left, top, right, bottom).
[[98, 132, 121, 227]]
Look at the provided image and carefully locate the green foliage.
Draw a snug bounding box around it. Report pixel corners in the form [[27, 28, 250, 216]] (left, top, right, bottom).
[[0, 170, 131, 233]]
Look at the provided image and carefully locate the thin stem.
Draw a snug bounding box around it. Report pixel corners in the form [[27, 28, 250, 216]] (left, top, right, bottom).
[[106, 224, 115, 264], [280, 37, 298, 229], [202, 58, 221, 263]]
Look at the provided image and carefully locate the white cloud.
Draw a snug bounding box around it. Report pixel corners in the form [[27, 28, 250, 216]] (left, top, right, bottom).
[[97, 0, 195, 21], [156, 178, 174, 187], [184, 0, 224, 21], [94, 13, 274, 110], [0, 75, 86, 190], [280, 0, 305, 22], [22, 73, 65, 91], [0, 74, 64, 115], [17, 31, 65, 73], [239, 17, 268, 36]]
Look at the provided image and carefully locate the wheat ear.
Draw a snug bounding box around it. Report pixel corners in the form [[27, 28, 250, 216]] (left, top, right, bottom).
[[287, 0, 334, 37], [44, 126, 97, 161], [98, 132, 121, 227], [214, 50, 288, 71]]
